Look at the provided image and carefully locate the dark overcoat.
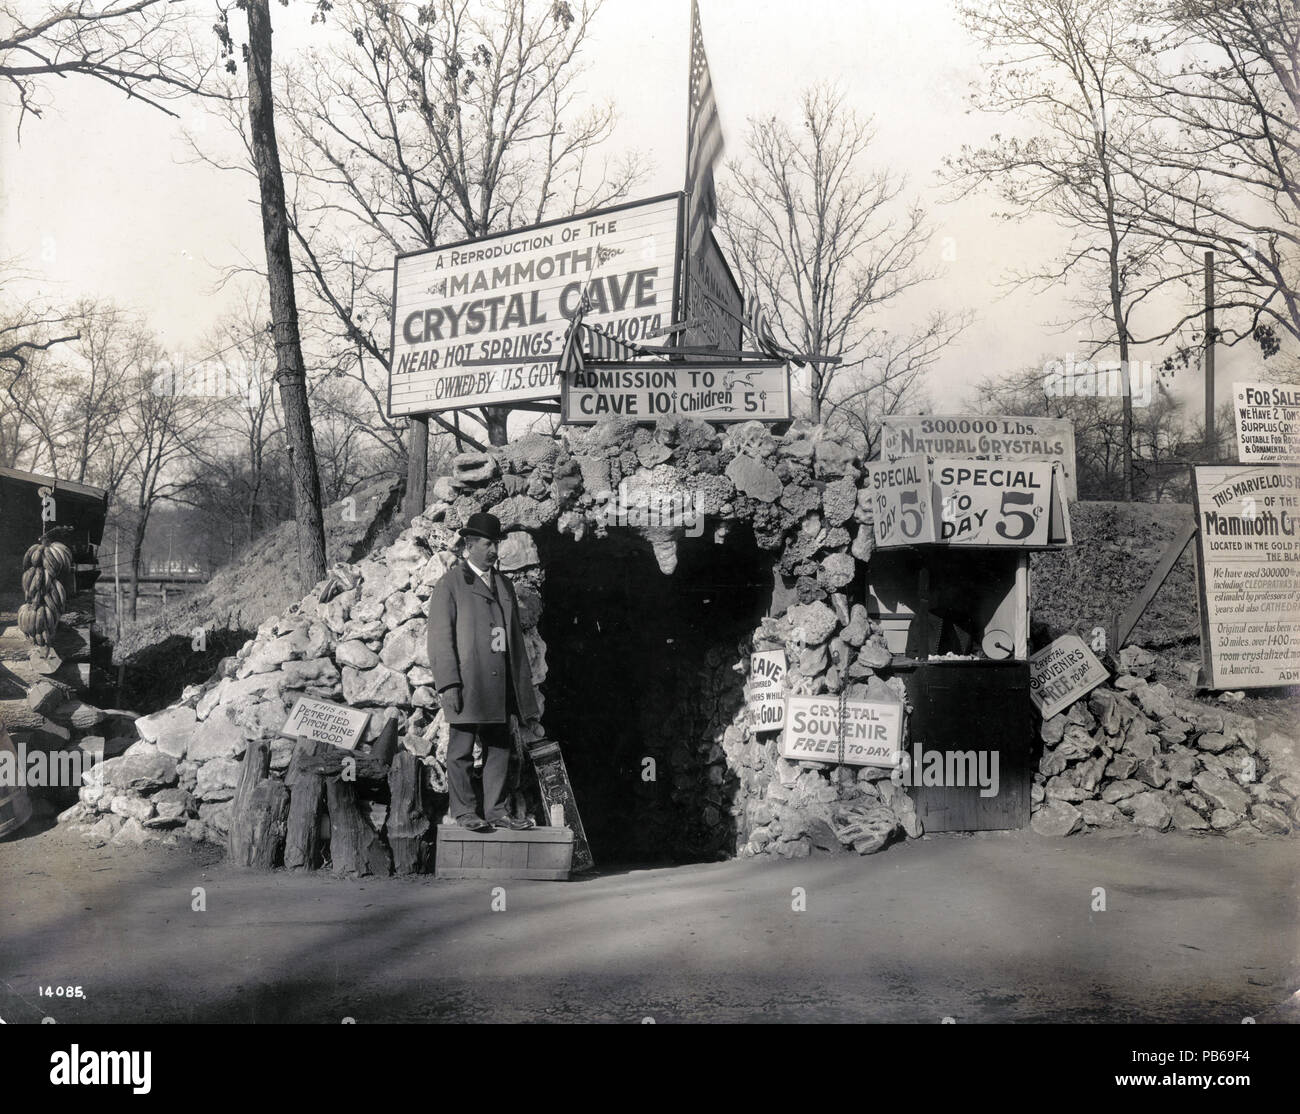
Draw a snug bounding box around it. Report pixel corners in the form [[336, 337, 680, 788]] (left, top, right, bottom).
[[426, 558, 539, 726]]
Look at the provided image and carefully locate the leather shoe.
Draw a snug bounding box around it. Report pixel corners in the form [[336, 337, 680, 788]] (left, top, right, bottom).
[[456, 815, 493, 832], [488, 815, 535, 831]]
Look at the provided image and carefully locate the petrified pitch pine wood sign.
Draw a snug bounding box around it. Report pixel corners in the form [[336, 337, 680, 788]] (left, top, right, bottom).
[[389, 194, 683, 416], [280, 697, 370, 750]]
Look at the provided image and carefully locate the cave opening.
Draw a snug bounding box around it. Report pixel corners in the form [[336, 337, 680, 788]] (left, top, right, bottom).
[[537, 523, 772, 866]]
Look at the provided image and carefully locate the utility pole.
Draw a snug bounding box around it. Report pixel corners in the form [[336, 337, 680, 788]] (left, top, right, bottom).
[[1205, 250, 1216, 459]]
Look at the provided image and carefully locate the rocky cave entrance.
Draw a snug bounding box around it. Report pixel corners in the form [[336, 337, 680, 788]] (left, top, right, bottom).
[[537, 523, 772, 866]]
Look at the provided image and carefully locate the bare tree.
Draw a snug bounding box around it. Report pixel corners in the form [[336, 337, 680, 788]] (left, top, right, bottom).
[[1123, 0, 1300, 354], [945, 0, 1186, 500], [720, 83, 964, 425], [271, 0, 644, 451], [0, 0, 213, 131]]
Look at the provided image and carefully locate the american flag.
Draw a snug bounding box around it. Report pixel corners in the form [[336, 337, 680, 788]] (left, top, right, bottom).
[[685, 0, 724, 257], [584, 322, 647, 362], [556, 293, 592, 375]]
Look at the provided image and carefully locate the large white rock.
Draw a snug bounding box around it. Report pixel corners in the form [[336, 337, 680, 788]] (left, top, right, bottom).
[[133, 705, 196, 757], [380, 621, 430, 673], [342, 664, 412, 707], [188, 706, 247, 763], [111, 793, 156, 822], [195, 758, 241, 800], [336, 640, 380, 670], [384, 591, 425, 629]]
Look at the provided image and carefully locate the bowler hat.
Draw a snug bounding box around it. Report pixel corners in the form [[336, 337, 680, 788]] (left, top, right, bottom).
[[458, 511, 505, 542]]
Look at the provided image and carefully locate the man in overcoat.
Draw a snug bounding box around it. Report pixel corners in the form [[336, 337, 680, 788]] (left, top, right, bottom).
[[427, 512, 540, 831]]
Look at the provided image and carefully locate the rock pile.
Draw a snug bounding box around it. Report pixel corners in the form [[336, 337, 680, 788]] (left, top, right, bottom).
[[1029, 646, 1300, 838], [60, 418, 922, 861]]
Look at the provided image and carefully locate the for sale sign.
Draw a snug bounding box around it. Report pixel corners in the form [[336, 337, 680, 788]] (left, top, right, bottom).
[[780, 695, 903, 768], [1232, 382, 1300, 464], [748, 650, 787, 732], [281, 698, 370, 751], [1029, 634, 1110, 719]]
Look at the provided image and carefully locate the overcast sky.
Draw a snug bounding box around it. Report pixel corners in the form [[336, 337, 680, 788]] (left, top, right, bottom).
[[0, 0, 1267, 414]]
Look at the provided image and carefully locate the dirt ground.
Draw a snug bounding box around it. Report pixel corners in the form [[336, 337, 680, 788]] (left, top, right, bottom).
[[1, 809, 1296, 1024]]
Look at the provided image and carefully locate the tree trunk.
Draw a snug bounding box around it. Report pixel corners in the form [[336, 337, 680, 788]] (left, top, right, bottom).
[[128, 521, 144, 622], [403, 416, 429, 525], [483, 405, 510, 446], [386, 752, 430, 875], [245, 0, 327, 588]]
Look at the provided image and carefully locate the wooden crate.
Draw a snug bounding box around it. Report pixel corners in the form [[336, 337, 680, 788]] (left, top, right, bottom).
[[434, 824, 574, 880]]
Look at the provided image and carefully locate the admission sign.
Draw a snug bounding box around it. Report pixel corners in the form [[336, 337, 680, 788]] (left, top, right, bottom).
[[389, 194, 683, 416], [561, 360, 790, 423], [1191, 464, 1300, 689]]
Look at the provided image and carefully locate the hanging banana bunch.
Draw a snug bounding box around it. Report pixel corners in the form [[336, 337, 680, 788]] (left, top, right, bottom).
[[16, 538, 73, 649]]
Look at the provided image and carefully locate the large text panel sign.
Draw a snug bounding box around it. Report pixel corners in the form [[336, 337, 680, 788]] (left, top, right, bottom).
[[389, 194, 683, 416], [561, 361, 790, 423], [880, 415, 1077, 502], [1192, 465, 1300, 689], [1233, 382, 1300, 464], [780, 696, 903, 768], [748, 650, 787, 732], [281, 698, 370, 751], [865, 455, 938, 546], [932, 459, 1055, 545], [1029, 634, 1109, 719]]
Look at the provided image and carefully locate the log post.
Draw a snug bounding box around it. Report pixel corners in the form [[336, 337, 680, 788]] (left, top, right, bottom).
[[386, 752, 430, 875], [228, 740, 290, 868], [325, 775, 392, 878], [284, 737, 326, 871]]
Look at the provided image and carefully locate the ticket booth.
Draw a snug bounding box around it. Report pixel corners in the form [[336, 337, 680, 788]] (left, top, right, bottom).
[[863, 455, 1073, 832]]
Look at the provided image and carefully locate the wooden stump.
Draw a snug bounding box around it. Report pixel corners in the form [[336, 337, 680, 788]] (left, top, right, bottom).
[[284, 738, 326, 871], [325, 775, 392, 878], [228, 739, 290, 869], [386, 752, 430, 875]]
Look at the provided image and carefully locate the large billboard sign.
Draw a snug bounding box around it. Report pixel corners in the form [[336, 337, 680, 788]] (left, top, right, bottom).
[[389, 194, 683, 417], [1191, 464, 1300, 689], [879, 415, 1078, 502]]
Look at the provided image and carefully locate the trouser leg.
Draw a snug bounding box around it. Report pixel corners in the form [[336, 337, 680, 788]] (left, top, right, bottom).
[[446, 725, 480, 820], [480, 723, 513, 821]]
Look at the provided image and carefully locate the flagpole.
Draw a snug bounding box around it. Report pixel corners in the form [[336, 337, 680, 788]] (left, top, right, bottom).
[[676, 0, 697, 353]]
